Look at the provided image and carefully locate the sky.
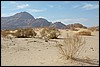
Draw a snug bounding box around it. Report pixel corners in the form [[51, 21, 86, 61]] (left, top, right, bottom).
[[1, 1, 99, 27]]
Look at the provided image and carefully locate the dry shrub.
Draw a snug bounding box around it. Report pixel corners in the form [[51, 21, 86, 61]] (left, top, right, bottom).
[[73, 28, 79, 31], [58, 34, 86, 60], [58, 34, 99, 65], [96, 28, 99, 31], [88, 27, 97, 32], [14, 28, 37, 38], [1, 30, 11, 37], [66, 29, 69, 31], [40, 27, 60, 39], [88, 26, 99, 32], [76, 29, 91, 36], [70, 28, 79, 31]]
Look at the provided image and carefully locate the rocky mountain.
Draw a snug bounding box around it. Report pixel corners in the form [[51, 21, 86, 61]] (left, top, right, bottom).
[[32, 18, 51, 27], [11, 12, 35, 19], [1, 12, 51, 30], [66, 23, 87, 29], [1, 11, 88, 30], [50, 22, 67, 29]]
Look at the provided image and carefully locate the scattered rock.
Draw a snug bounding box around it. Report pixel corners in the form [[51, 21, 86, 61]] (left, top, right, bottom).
[[45, 39, 48, 42], [90, 47, 94, 51], [38, 50, 41, 51], [34, 41, 37, 42]]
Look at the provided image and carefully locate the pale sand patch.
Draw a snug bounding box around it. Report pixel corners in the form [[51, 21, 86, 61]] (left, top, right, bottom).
[[1, 30, 99, 66]]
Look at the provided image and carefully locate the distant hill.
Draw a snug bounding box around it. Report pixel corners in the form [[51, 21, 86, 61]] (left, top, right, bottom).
[[66, 23, 87, 29], [1, 11, 88, 30], [88, 26, 99, 31], [32, 18, 51, 28], [50, 22, 67, 29]]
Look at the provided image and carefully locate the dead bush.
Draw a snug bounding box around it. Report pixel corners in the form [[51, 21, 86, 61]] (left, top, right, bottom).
[[76, 29, 91, 36], [70, 28, 79, 31], [40, 27, 60, 39], [88, 26, 99, 32], [96, 28, 99, 31], [1, 30, 11, 37], [88, 27, 96, 32], [14, 28, 37, 38], [58, 34, 86, 60]]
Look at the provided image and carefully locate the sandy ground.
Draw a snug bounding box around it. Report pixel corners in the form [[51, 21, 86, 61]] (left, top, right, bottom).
[[1, 30, 99, 66]]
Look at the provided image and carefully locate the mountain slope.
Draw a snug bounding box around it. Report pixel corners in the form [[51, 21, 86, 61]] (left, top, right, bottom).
[[1, 12, 51, 30], [50, 22, 67, 29]]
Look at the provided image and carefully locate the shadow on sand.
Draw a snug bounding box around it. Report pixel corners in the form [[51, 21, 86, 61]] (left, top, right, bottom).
[[71, 57, 99, 65]]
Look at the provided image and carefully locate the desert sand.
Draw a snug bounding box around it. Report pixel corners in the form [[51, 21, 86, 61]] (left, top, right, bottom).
[[1, 29, 99, 66]]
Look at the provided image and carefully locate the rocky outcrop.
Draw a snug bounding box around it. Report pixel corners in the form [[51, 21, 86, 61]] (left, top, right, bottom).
[[66, 23, 87, 29]]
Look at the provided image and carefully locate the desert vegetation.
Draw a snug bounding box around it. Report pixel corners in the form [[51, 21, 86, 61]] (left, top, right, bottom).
[[40, 27, 61, 40], [1, 30, 13, 38], [57, 33, 99, 65], [1, 28, 99, 66], [76, 29, 91, 36], [1, 28, 37, 38], [71, 28, 79, 31], [13, 28, 37, 38], [88, 27, 99, 32], [58, 34, 86, 60], [1, 30, 8, 37]]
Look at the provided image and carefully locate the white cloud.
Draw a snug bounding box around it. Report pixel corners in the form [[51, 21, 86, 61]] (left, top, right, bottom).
[[1, 6, 5, 9], [29, 9, 46, 12], [48, 5, 63, 9], [1, 13, 7, 17], [73, 3, 99, 10], [96, 16, 99, 18], [17, 4, 29, 9], [73, 5, 80, 8], [82, 4, 99, 10], [52, 18, 88, 24], [64, 1, 70, 3], [58, 5, 63, 8], [1, 13, 16, 17], [36, 16, 45, 18], [49, 5, 54, 8], [10, 1, 16, 4]]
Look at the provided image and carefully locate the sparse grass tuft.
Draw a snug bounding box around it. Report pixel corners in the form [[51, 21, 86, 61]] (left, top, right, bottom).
[[58, 33, 86, 60]]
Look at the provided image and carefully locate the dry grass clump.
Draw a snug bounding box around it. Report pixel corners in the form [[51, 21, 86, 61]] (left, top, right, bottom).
[[58, 34, 86, 60], [1, 30, 11, 37], [14, 28, 37, 38], [58, 35, 99, 65], [69, 27, 79, 31], [76, 29, 91, 36], [40, 27, 60, 39], [71, 28, 79, 31], [96, 28, 99, 31], [88, 27, 99, 32]]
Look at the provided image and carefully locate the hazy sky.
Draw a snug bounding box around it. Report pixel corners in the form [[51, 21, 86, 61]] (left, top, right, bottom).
[[1, 1, 99, 27]]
